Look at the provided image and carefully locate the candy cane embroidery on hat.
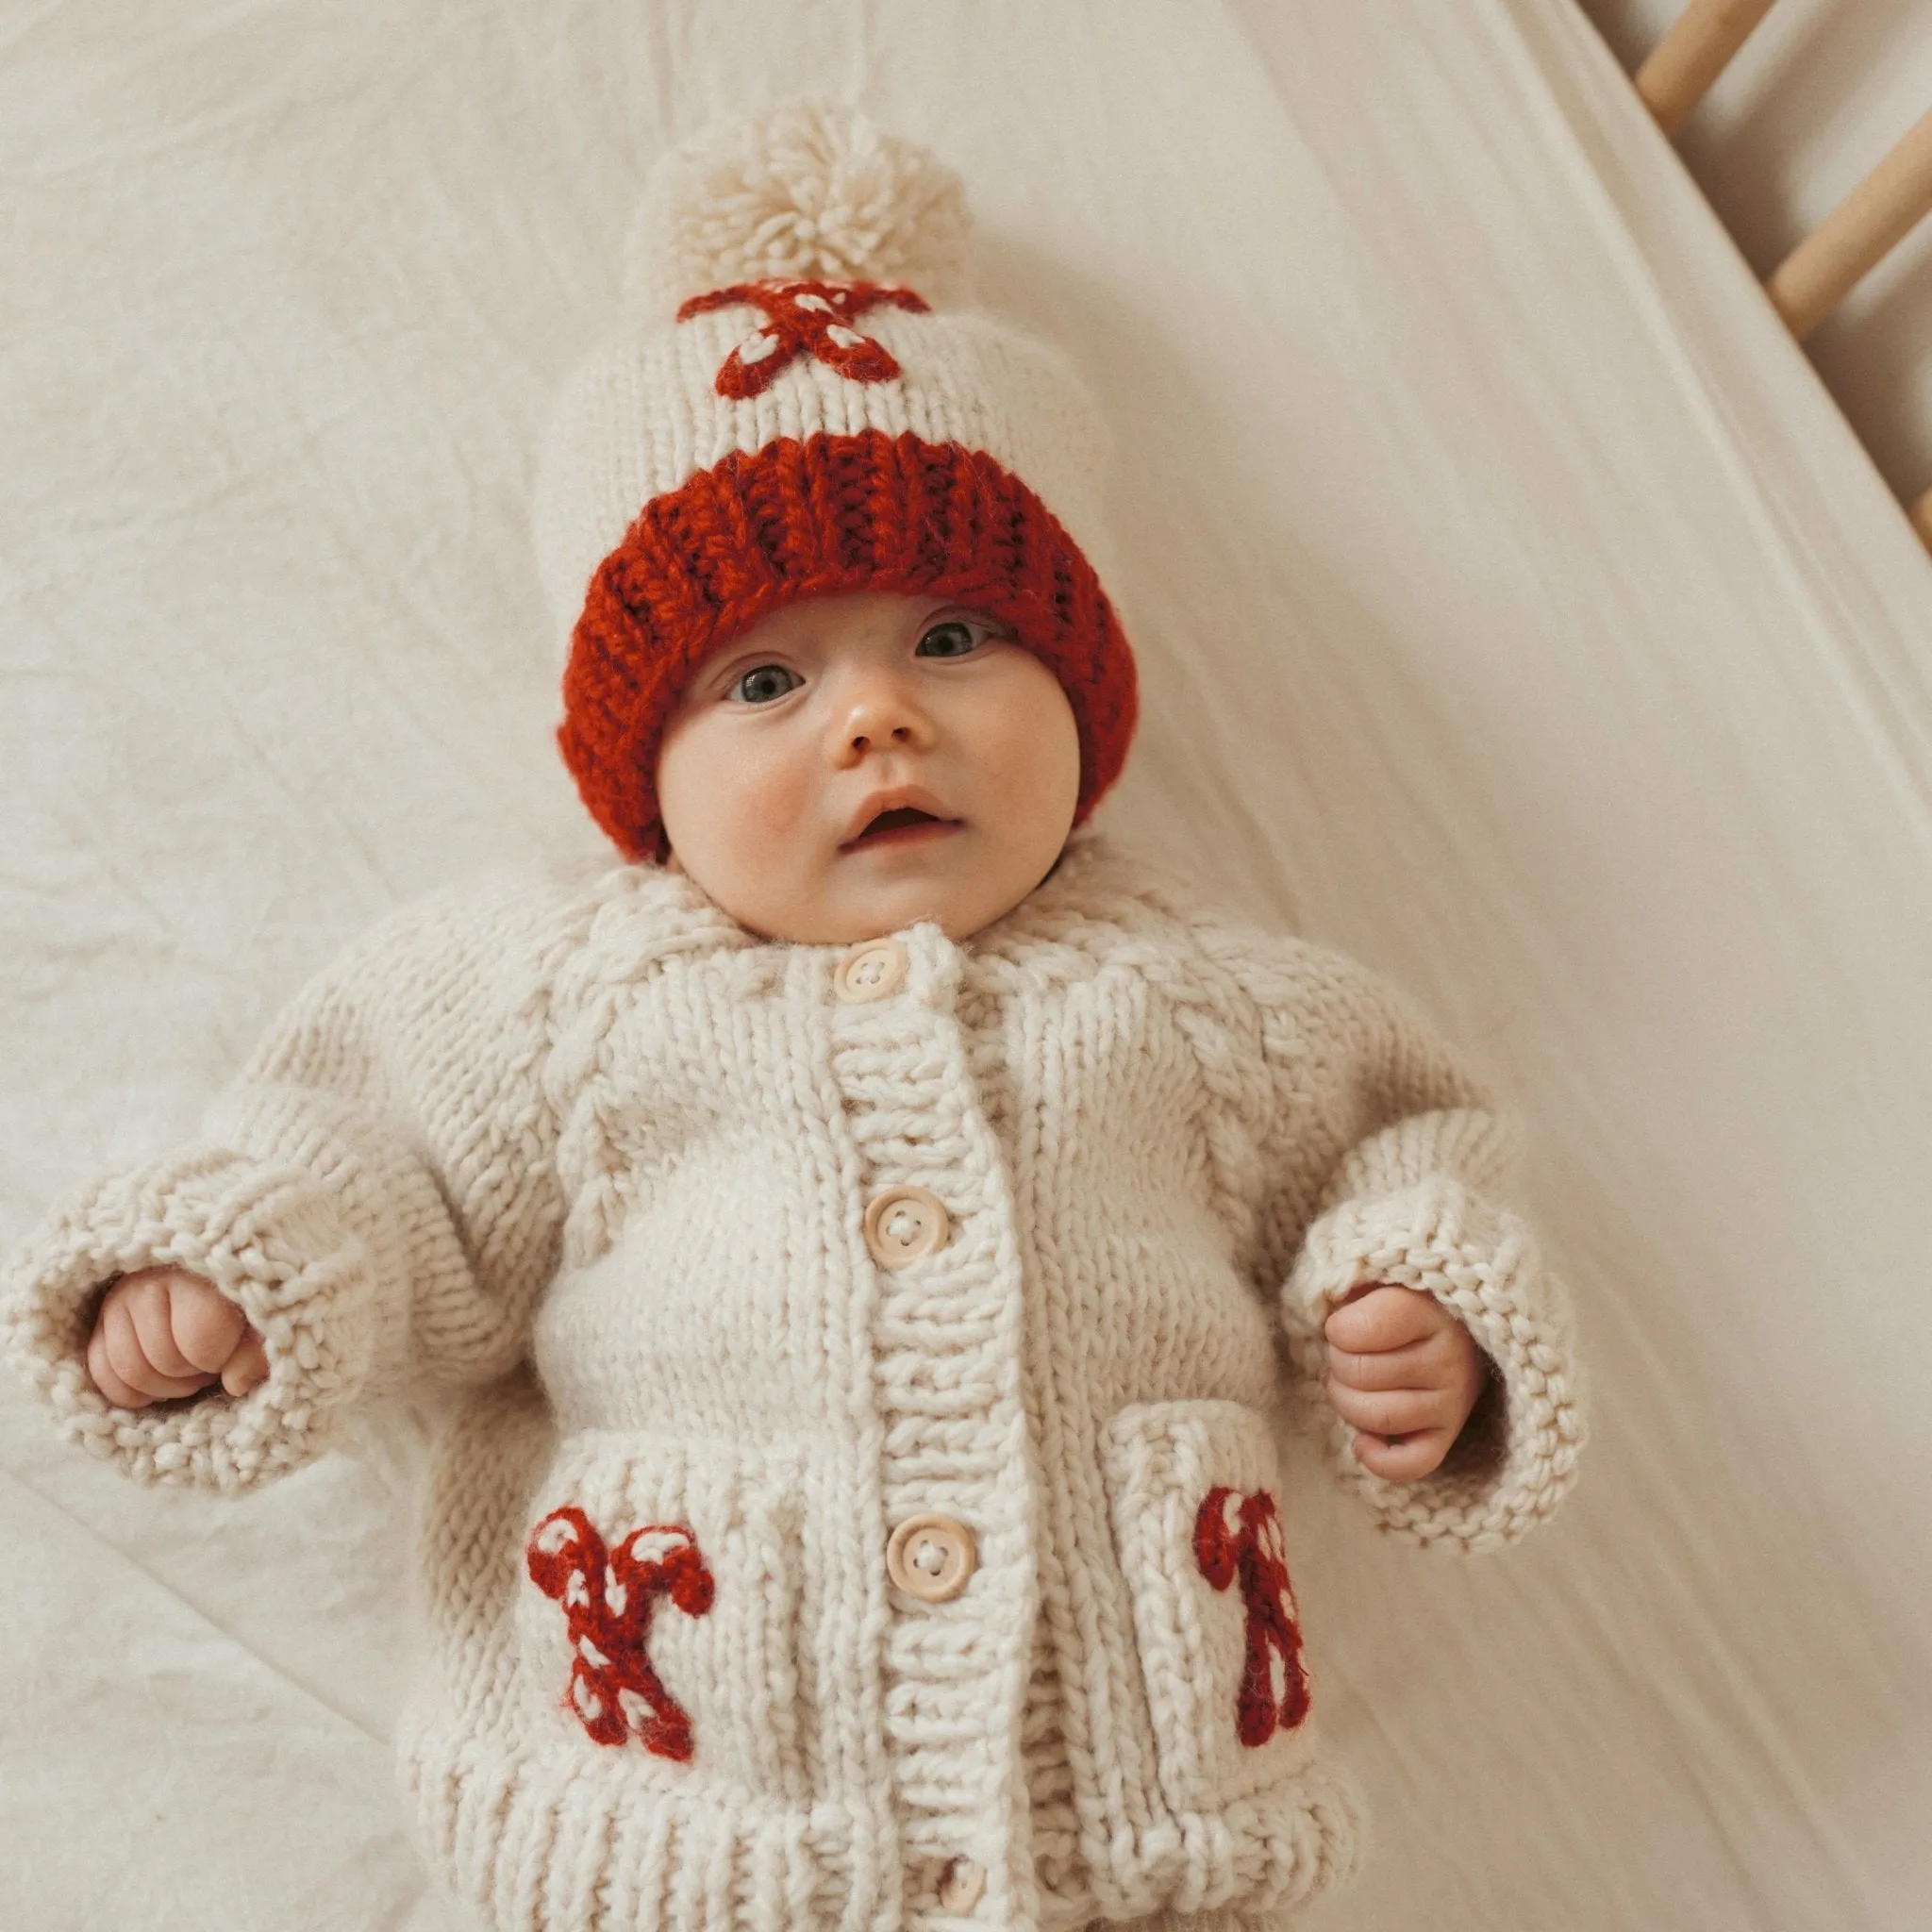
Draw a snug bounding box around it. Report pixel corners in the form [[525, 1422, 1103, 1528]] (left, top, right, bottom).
[[677, 279, 931, 396], [534, 101, 1139, 862]]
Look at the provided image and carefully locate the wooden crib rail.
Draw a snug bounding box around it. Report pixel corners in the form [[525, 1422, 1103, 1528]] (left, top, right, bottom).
[[1635, 0, 1778, 137], [1766, 108, 1932, 342], [1631, 2, 1932, 555]]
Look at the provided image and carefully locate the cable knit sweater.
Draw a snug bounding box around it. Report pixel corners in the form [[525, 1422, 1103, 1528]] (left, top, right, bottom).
[[2, 831, 1582, 1932]]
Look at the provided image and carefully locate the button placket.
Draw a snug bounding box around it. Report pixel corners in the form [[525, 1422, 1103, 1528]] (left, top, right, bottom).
[[826, 925, 1029, 1910]]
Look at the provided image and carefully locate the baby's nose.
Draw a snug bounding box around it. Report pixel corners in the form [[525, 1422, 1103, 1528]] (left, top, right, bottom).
[[836, 685, 934, 758]]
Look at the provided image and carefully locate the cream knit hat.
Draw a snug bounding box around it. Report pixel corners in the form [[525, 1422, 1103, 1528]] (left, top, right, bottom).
[[533, 103, 1137, 861]]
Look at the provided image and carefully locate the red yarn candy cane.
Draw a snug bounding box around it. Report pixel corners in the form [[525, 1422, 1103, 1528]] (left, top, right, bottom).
[[1192, 1486, 1311, 1746], [677, 278, 930, 397], [525, 1505, 715, 1757]]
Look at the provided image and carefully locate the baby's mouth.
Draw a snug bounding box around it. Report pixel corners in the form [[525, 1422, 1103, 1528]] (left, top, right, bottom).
[[841, 806, 962, 852]]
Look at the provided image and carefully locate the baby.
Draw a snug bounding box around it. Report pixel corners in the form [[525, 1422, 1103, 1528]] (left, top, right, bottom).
[[5, 106, 1582, 1932]]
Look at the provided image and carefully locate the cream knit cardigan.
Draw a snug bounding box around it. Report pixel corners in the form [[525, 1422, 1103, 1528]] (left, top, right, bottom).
[[3, 831, 1583, 1932]]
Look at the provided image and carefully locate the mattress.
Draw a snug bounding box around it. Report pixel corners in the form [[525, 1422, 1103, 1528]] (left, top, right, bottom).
[[3, 3, 1927, 1926]]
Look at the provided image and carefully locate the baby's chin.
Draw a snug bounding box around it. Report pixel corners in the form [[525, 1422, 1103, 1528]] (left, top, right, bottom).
[[684, 850, 1042, 947]]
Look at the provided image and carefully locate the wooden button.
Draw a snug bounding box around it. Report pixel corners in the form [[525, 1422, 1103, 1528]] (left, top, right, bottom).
[[937, 1857, 986, 1912], [862, 1187, 949, 1269], [886, 1513, 976, 1603], [833, 937, 908, 1003]]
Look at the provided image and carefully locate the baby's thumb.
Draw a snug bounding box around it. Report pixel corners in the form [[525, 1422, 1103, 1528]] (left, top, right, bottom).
[[221, 1328, 270, 1398]]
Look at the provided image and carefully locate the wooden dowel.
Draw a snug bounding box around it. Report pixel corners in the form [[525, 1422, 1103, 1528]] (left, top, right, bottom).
[[1636, 0, 1779, 138], [1766, 107, 1932, 341], [1911, 484, 1932, 552]]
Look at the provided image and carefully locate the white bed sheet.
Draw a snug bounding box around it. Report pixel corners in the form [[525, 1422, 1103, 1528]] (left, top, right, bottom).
[[3, 3, 1928, 1927]]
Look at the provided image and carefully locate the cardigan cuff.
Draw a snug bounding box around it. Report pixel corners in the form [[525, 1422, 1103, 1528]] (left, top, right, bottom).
[[1283, 1175, 1584, 1552], [1, 1145, 379, 1492]]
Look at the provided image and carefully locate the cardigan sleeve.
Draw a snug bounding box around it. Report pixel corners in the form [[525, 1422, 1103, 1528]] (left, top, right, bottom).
[[1212, 924, 1585, 1554], [0, 874, 582, 1495]]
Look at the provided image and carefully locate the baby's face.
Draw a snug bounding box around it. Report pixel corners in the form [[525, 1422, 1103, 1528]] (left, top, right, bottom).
[[656, 591, 1081, 944]]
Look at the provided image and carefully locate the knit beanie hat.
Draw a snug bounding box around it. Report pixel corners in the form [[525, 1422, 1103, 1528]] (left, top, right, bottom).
[[534, 103, 1139, 862]]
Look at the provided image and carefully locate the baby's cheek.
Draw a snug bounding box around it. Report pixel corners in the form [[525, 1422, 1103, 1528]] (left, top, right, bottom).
[[732, 761, 821, 853], [670, 738, 808, 861], [977, 689, 1079, 828]]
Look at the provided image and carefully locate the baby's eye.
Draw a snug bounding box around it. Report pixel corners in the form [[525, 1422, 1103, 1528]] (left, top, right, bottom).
[[915, 619, 984, 658], [730, 663, 802, 705]]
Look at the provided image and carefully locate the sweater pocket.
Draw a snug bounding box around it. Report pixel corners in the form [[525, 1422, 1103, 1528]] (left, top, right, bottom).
[[1101, 1399, 1318, 1820], [515, 1430, 812, 1805]]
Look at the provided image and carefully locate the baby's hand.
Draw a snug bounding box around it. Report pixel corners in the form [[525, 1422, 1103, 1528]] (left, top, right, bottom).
[[1321, 1283, 1488, 1481], [86, 1267, 268, 1409]]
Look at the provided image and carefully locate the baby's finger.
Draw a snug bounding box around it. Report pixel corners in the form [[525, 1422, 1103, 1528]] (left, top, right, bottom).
[[87, 1321, 152, 1408], [97, 1297, 162, 1397], [1350, 1426, 1453, 1482], [1323, 1284, 1446, 1356], [1324, 1325, 1462, 1392], [221, 1328, 270, 1398], [171, 1282, 248, 1374], [125, 1275, 206, 1382], [1323, 1376, 1455, 1441]]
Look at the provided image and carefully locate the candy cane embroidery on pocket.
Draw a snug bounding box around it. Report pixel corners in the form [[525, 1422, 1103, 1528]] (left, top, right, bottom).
[[1192, 1486, 1311, 1746], [526, 1505, 716, 1757]]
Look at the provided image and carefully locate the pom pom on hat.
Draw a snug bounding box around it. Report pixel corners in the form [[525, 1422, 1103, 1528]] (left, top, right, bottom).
[[624, 101, 974, 317]]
